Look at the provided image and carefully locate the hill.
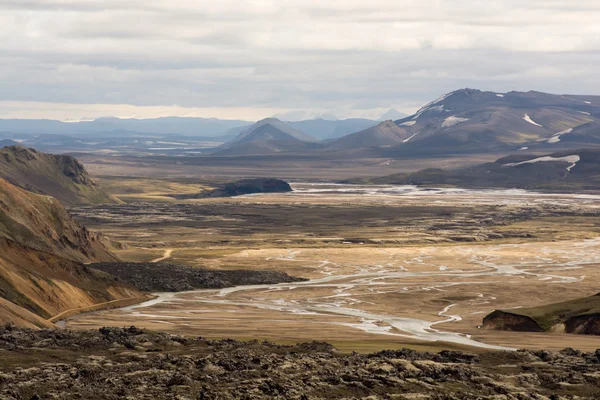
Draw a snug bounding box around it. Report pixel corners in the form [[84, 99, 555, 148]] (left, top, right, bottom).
[[0, 146, 117, 204], [0, 178, 145, 328], [483, 293, 600, 335], [335, 89, 600, 155], [349, 148, 600, 192], [173, 178, 292, 199], [327, 120, 412, 150], [215, 118, 322, 156]]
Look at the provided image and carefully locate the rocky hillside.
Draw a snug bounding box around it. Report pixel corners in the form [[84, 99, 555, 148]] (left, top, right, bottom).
[[335, 89, 600, 156], [483, 293, 600, 335], [349, 148, 600, 192], [0, 178, 145, 328], [3, 326, 600, 399], [0, 146, 117, 204], [327, 120, 412, 150], [90, 262, 307, 292]]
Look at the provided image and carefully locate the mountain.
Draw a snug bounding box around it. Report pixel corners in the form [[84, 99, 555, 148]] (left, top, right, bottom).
[[336, 89, 600, 156], [272, 110, 338, 121], [235, 118, 317, 142], [0, 146, 117, 204], [327, 120, 412, 150], [0, 117, 251, 137], [288, 118, 378, 140], [378, 109, 408, 121], [349, 148, 600, 192], [0, 178, 144, 328], [215, 118, 322, 156], [483, 292, 600, 335]]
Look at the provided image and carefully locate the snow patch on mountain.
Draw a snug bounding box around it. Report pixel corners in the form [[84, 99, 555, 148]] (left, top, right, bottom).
[[399, 121, 417, 126], [403, 131, 421, 143], [442, 116, 469, 128], [503, 155, 580, 172], [523, 114, 543, 127], [547, 128, 573, 144], [412, 104, 445, 120]]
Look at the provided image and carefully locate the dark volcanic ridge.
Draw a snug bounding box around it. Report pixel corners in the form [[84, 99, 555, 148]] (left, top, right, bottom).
[[89, 262, 307, 292], [173, 178, 292, 200], [2, 325, 600, 399]]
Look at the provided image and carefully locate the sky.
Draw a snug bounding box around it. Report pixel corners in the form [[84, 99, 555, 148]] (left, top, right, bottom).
[[1, 0, 600, 121]]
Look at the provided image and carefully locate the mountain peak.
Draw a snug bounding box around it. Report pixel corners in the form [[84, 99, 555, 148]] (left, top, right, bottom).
[[378, 109, 408, 121], [257, 117, 282, 124]]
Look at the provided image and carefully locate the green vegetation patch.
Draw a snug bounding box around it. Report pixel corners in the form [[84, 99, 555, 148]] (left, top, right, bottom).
[[499, 293, 600, 331]]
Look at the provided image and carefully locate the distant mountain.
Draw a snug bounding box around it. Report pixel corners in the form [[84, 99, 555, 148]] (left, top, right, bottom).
[[349, 148, 600, 192], [319, 89, 599, 156], [215, 118, 322, 156], [236, 118, 316, 142], [0, 178, 143, 328], [374, 88, 600, 156], [0, 116, 252, 137], [273, 110, 338, 121], [288, 118, 378, 140], [327, 121, 412, 150], [0, 146, 117, 204], [378, 109, 408, 121]]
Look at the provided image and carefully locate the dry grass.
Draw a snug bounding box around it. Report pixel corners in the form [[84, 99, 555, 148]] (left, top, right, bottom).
[[96, 176, 214, 203]]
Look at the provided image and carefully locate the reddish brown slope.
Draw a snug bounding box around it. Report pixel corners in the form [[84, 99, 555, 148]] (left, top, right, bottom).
[[0, 178, 145, 328]]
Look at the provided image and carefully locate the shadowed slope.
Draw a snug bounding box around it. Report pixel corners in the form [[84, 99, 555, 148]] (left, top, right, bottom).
[[0, 146, 117, 205]]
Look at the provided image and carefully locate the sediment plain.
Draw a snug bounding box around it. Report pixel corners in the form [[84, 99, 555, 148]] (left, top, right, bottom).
[[65, 183, 600, 352]]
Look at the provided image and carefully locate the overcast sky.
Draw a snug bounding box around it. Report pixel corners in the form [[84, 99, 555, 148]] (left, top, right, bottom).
[[1, 0, 599, 121]]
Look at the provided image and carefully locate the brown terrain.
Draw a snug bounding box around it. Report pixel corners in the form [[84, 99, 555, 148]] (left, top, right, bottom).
[[0, 177, 147, 328], [58, 179, 600, 353], [0, 146, 117, 205]]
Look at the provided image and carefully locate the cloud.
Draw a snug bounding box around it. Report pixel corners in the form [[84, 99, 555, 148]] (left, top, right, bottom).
[[0, 0, 599, 119]]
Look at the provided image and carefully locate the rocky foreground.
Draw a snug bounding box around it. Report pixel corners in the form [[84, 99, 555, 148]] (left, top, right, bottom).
[[1, 326, 600, 399]]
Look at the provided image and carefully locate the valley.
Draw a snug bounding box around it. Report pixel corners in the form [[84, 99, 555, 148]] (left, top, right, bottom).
[[4, 2, 600, 397], [61, 183, 600, 352]]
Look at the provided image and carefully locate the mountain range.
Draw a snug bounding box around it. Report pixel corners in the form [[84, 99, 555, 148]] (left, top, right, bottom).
[[0, 117, 251, 137], [1, 89, 599, 159], [215, 89, 600, 157], [378, 89, 600, 156]]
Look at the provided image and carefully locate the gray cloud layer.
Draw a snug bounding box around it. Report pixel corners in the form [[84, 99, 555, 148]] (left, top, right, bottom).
[[1, 0, 599, 119]]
